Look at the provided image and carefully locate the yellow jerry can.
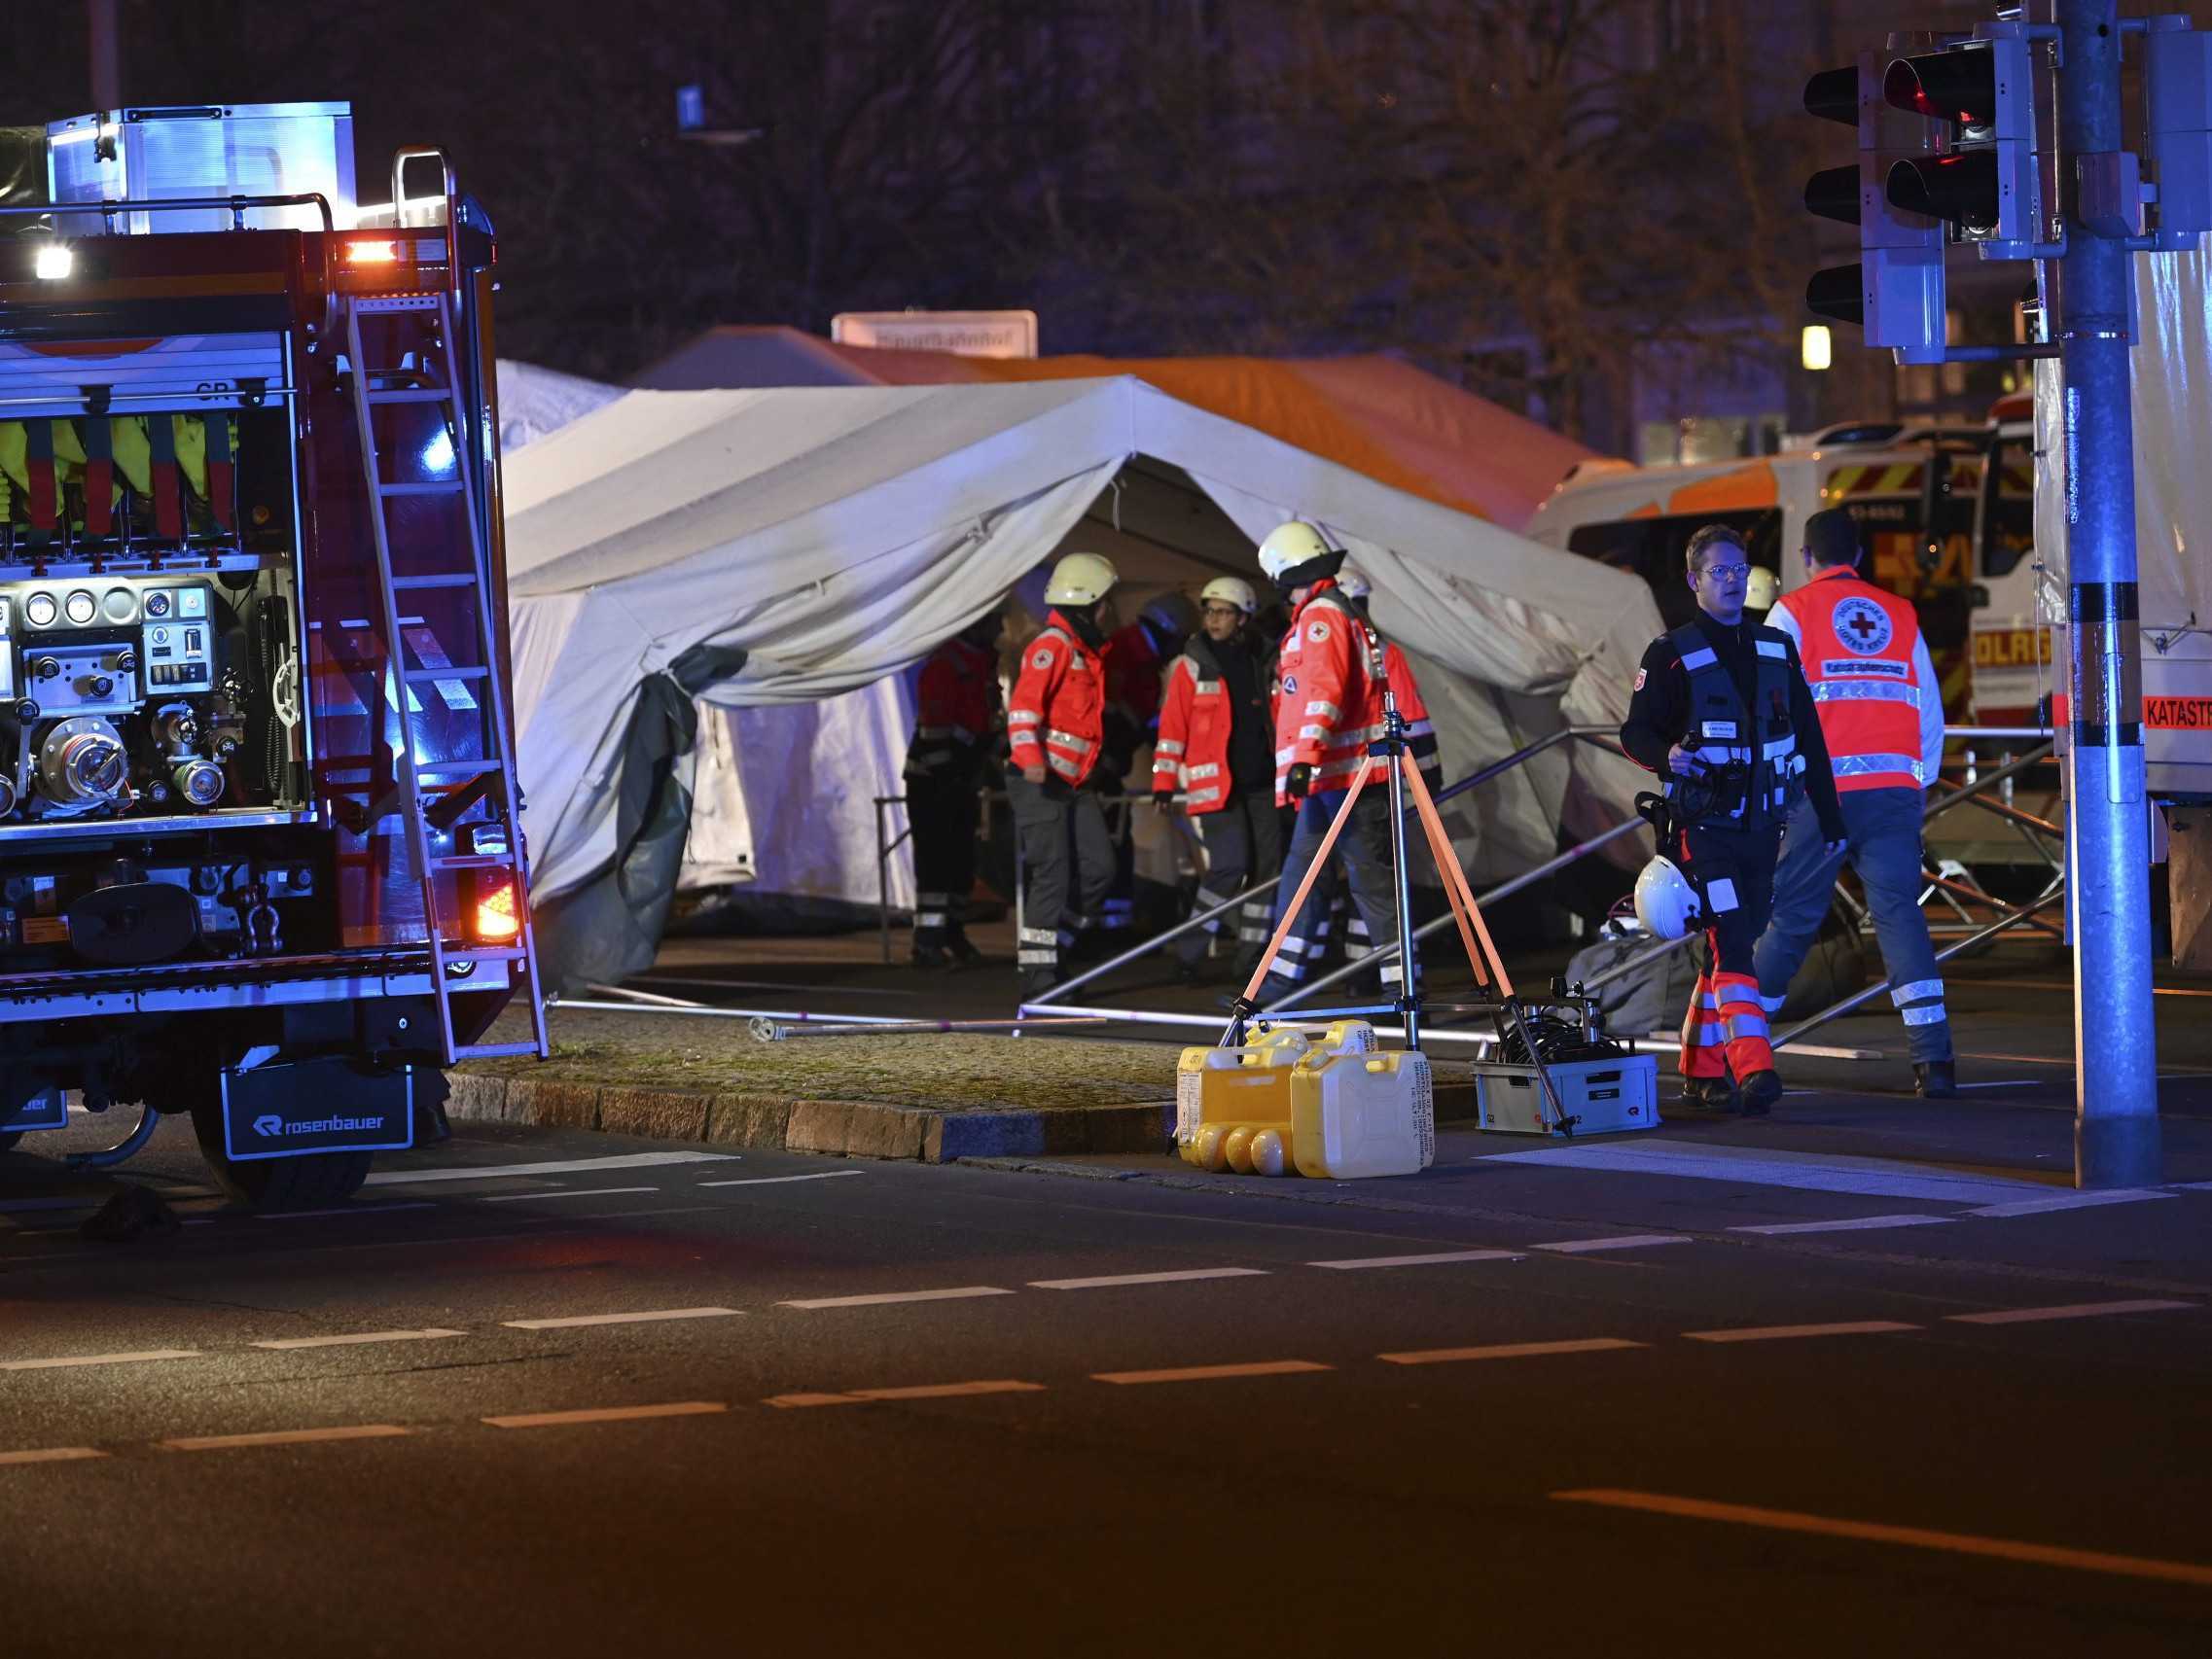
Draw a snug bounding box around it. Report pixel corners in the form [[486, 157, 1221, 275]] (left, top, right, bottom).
[[1290, 1047, 1435, 1180], [1175, 1022, 1375, 1176]]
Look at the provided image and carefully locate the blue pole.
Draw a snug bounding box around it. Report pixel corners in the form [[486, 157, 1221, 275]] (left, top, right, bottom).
[[2054, 0, 2161, 1185]]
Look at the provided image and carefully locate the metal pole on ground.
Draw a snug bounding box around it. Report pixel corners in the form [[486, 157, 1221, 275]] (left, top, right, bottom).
[[2055, 0, 2160, 1186]]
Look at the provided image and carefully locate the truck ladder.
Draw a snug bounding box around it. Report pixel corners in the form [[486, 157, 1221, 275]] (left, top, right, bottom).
[[343, 291, 550, 1065]]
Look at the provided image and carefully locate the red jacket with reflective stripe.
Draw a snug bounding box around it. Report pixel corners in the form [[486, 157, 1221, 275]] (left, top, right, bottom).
[[906, 636, 1000, 781], [1154, 652, 1234, 813], [1007, 612, 1105, 785], [1769, 567, 1937, 793], [1273, 583, 1393, 801]]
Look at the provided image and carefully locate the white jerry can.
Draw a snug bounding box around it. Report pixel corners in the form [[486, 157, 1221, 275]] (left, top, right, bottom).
[[1175, 1022, 1376, 1175], [1291, 1047, 1435, 1180]]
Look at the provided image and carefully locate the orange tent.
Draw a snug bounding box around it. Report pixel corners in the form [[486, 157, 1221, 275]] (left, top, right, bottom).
[[630, 327, 1598, 530]]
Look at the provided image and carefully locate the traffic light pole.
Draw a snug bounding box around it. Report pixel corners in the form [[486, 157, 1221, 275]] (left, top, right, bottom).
[[2054, 0, 2161, 1186]]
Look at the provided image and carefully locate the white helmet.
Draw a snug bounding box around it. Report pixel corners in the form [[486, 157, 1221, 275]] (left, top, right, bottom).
[[1745, 567, 1779, 611], [1334, 564, 1372, 601], [1632, 856, 1703, 941], [1256, 520, 1338, 582], [1198, 576, 1258, 616], [1044, 551, 1118, 608]]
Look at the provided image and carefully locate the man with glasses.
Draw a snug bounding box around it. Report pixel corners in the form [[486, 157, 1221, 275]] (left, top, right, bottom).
[[1621, 525, 1846, 1113]]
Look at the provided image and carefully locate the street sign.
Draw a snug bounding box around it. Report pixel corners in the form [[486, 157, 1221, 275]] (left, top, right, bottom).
[[832, 310, 1039, 358]]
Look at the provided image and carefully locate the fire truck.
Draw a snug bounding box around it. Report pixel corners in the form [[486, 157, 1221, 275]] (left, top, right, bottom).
[[0, 104, 545, 1208]]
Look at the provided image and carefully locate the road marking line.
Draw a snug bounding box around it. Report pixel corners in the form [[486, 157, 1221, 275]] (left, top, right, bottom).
[[2176, 1180, 2212, 1193], [1952, 1079, 2047, 1090], [1731, 1215, 1957, 1236], [478, 1186, 660, 1203], [502, 1307, 740, 1330], [255, 1202, 439, 1221], [1308, 1250, 1522, 1270], [1379, 1338, 1646, 1365], [1552, 1487, 2212, 1588], [484, 1401, 728, 1429], [366, 1151, 738, 1186], [1685, 1321, 1918, 1344], [1945, 1298, 2197, 1326], [852, 1379, 1045, 1400], [766, 1380, 1046, 1408], [1, 1348, 200, 1372], [779, 1287, 1013, 1310], [698, 1171, 868, 1188], [1027, 1268, 1268, 1290], [162, 1425, 411, 1452], [1093, 1360, 1331, 1385], [1532, 1235, 1694, 1254], [1487, 1144, 2045, 1206], [250, 1328, 468, 1351], [0, 1197, 103, 1214], [1968, 1189, 2176, 1218], [0, 1446, 107, 1465]]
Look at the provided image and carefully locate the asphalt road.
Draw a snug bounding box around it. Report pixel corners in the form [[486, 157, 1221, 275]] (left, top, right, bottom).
[[4, 1109, 2210, 1657]]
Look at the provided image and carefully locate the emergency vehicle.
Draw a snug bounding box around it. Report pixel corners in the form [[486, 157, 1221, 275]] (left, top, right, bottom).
[[1524, 422, 1996, 717], [0, 104, 545, 1208], [1529, 381, 2210, 806]]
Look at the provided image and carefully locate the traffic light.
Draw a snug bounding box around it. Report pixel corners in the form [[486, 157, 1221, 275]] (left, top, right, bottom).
[[1883, 31, 2039, 258], [2145, 16, 2212, 249], [1802, 53, 1947, 365]]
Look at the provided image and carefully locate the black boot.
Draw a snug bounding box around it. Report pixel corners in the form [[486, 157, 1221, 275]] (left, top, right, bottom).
[[1737, 1069, 1784, 1116], [1914, 1060, 1958, 1099]]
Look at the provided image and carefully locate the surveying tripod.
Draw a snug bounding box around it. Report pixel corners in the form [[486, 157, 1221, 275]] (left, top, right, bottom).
[[1220, 692, 1568, 1128]]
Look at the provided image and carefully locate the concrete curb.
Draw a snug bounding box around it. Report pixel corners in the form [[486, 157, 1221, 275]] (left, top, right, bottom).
[[445, 1073, 1172, 1163]]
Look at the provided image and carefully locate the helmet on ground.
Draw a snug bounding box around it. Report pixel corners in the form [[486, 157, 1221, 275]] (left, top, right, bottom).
[[1198, 576, 1258, 616], [1256, 520, 1346, 588], [1745, 567, 1779, 611], [1334, 564, 1372, 601], [1139, 591, 1199, 639], [1632, 856, 1702, 941], [1044, 551, 1119, 607]]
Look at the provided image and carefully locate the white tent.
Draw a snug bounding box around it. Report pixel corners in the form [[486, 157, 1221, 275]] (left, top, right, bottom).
[[500, 375, 1663, 977], [497, 359, 915, 918]]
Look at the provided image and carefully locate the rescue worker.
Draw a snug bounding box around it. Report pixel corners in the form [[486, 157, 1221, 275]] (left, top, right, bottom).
[[1152, 576, 1280, 983], [1752, 508, 1956, 1096], [1008, 552, 1121, 998], [903, 608, 1004, 969], [1249, 522, 1406, 1005], [1317, 563, 1442, 974], [1621, 523, 1846, 1113]]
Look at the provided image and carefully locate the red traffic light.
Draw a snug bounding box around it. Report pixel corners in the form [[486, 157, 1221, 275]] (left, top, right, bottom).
[[1885, 49, 2005, 131]]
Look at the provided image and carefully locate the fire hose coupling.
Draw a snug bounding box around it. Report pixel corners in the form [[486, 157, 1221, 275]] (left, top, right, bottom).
[[37, 717, 128, 807], [173, 758, 226, 808]]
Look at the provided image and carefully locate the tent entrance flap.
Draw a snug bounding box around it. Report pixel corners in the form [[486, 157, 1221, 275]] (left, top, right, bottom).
[[534, 643, 746, 994]]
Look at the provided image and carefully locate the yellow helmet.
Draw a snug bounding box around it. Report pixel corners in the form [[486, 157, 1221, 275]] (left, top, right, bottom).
[[1198, 576, 1258, 616], [1043, 551, 1119, 607], [1745, 566, 1780, 611], [1256, 520, 1339, 582]]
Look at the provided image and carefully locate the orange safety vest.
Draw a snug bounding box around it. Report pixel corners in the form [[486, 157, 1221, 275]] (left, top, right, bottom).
[[1273, 583, 1392, 800], [1773, 567, 1928, 792], [1007, 611, 1106, 786], [1153, 648, 1235, 813]]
